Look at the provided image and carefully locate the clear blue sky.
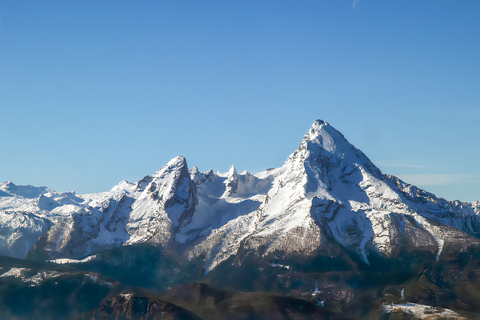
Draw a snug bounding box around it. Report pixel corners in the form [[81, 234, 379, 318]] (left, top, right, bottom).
[[1, 0, 479, 202]]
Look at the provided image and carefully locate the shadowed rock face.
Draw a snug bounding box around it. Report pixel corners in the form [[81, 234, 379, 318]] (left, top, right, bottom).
[[93, 294, 205, 320]]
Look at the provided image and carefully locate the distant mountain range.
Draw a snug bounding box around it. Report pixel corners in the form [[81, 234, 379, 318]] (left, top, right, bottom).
[[1, 120, 480, 319]]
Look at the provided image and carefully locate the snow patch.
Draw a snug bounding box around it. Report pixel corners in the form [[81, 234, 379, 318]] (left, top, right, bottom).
[[383, 302, 458, 319], [49, 254, 97, 264]]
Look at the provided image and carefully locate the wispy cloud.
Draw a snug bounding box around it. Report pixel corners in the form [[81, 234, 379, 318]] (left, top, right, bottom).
[[376, 162, 428, 169], [353, 0, 359, 10], [396, 174, 479, 187]]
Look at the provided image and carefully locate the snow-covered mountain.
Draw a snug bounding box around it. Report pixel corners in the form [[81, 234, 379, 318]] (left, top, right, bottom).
[[1, 120, 479, 271]]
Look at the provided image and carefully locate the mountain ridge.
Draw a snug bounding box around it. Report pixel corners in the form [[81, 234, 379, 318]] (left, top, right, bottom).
[[1, 119, 479, 272]]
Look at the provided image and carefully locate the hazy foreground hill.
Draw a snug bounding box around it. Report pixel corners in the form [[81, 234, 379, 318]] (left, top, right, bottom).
[[1, 120, 479, 319]]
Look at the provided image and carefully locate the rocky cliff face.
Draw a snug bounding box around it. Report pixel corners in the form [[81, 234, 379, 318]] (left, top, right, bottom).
[[1, 120, 479, 272], [126, 156, 198, 245]]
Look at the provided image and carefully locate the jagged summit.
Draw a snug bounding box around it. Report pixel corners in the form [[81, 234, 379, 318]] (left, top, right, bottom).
[[227, 165, 238, 176], [298, 120, 367, 159], [153, 156, 188, 175], [300, 119, 337, 151], [289, 119, 382, 180], [291, 120, 350, 163]]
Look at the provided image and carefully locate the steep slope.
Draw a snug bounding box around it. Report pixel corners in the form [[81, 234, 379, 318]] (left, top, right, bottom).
[[193, 120, 479, 269], [126, 156, 197, 245], [241, 120, 479, 265]]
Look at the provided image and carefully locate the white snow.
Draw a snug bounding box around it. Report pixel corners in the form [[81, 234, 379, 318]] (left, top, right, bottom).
[[413, 215, 445, 261], [0, 267, 65, 286], [0, 267, 29, 278], [49, 254, 97, 264], [383, 302, 459, 319]]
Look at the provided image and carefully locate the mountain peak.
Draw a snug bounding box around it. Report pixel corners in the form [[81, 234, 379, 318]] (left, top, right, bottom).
[[151, 156, 188, 178], [224, 165, 240, 195], [301, 120, 375, 163], [287, 120, 346, 165], [168, 156, 187, 167], [190, 166, 199, 175], [227, 165, 238, 176], [300, 119, 342, 154], [0, 181, 16, 190], [314, 119, 328, 126], [285, 119, 382, 186]]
